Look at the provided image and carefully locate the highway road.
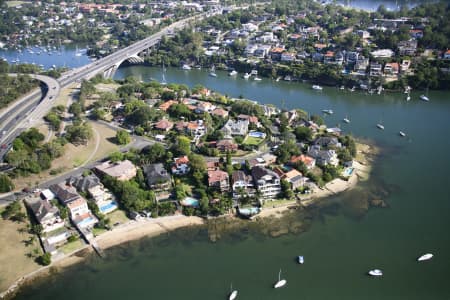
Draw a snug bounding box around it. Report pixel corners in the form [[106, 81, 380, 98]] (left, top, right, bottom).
[[0, 74, 60, 159]]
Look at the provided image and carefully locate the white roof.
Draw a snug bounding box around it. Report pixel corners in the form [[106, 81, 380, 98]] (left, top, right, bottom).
[[41, 189, 55, 200]]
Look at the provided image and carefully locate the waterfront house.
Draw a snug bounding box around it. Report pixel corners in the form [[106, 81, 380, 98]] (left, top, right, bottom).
[[384, 62, 400, 76], [231, 170, 255, 198], [370, 62, 383, 76], [444, 50, 450, 60], [67, 174, 117, 214], [314, 136, 342, 148], [172, 156, 190, 175], [307, 145, 339, 167], [251, 166, 281, 200], [208, 169, 229, 192], [282, 169, 306, 190], [237, 114, 259, 126], [95, 160, 137, 181], [143, 163, 172, 191], [25, 195, 65, 233]]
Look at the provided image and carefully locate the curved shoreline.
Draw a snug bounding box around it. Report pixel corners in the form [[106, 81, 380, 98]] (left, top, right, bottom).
[[1, 142, 376, 299]]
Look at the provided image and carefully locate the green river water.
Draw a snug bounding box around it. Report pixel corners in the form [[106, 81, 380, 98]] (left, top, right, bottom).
[[13, 65, 450, 300]]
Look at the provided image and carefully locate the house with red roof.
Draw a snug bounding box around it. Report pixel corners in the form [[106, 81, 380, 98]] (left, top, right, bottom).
[[154, 119, 174, 132], [208, 170, 229, 192]]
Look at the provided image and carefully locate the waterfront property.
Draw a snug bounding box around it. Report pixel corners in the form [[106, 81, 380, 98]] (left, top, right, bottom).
[[143, 163, 172, 191], [208, 169, 230, 192], [24, 195, 65, 233], [251, 166, 281, 201]]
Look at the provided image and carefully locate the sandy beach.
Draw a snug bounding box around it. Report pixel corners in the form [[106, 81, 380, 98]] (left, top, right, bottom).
[[95, 215, 205, 250]]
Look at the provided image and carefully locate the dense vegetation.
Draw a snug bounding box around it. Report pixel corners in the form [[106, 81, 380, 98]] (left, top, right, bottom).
[[0, 61, 39, 109], [5, 128, 65, 176]]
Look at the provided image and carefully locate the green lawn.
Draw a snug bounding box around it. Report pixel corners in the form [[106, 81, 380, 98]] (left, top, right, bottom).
[[243, 136, 264, 146], [107, 209, 129, 226], [262, 198, 297, 208], [6, 1, 26, 7], [59, 239, 86, 255]]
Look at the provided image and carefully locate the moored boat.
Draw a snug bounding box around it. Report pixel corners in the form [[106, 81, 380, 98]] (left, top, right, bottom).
[[368, 269, 383, 276], [182, 64, 191, 70], [312, 84, 323, 90], [229, 70, 238, 76], [322, 109, 333, 114], [343, 117, 350, 123], [417, 253, 433, 261], [274, 269, 287, 288], [254, 76, 262, 81], [243, 73, 251, 79], [420, 95, 429, 101], [228, 283, 238, 300], [399, 131, 406, 137], [297, 256, 304, 264]]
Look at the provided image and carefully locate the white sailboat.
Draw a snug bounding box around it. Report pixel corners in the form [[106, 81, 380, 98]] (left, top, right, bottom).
[[273, 269, 287, 288], [254, 76, 262, 81], [75, 45, 82, 57], [376, 119, 384, 130], [368, 269, 383, 276], [399, 131, 406, 137], [420, 94, 429, 101], [228, 283, 238, 300], [417, 253, 433, 261], [209, 65, 217, 77], [312, 84, 323, 90], [343, 116, 350, 123]]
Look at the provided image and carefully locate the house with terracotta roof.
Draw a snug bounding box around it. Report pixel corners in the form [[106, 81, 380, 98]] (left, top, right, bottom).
[[444, 50, 450, 60], [208, 170, 229, 192], [172, 156, 190, 175], [270, 47, 285, 60], [282, 169, 307, 190], [159, 100, 177, 111], [195, 101, 216, 113], [237, 114, 259, 126], [95, 160, 137, 181], [290, 154, 316, 169], [211, 108, 229, 118], [384, 62, 400, 76], [216, 139, 238, 152], [154, 119, 174, 132]]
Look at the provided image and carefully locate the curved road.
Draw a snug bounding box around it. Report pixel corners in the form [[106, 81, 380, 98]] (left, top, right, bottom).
[[0, 74, 60, 159]]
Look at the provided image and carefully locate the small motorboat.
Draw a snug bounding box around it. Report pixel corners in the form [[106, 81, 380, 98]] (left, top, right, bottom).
[[312, 85, 323, 90], [322, 109, 333, 114], [343, 117, 350, 123], [340, 85, 345, 90], [297, 256, 304, 264], [229, 70, 238, 76], [406, 95, 411, 101], [417, 253, 433, 262], [182, 64, 191, 70], [274, 269, 287, 288], [376, 123, 385, 130], [368, 269, 383, 277], [420, 95, 429, 101], [254, 76, 262, 81], [399, 131, 406, 137], [243, 73, 251, 79]]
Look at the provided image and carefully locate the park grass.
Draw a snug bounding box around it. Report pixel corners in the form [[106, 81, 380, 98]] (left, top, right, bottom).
[[88, 121, 119, 162], [243, 136, 264, 146], [59, 239, 86, 255], [0, 202, 41, 292], [92, 227, 107, 237]]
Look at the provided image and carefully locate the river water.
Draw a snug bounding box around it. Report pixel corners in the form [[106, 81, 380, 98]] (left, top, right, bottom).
[[13, 64, 450, 299]]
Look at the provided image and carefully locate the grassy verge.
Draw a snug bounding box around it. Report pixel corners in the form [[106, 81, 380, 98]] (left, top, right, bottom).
[[243, 136, 264, 146], [59, 239, 86, 255]]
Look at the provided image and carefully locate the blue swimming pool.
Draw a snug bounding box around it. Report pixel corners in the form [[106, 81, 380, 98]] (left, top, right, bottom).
[[181, 197, 199, 207], [100, 201, 118, 213], [77, 216, 96, 226], [248, 131, 266, 138], [343, 167, 354, 177]]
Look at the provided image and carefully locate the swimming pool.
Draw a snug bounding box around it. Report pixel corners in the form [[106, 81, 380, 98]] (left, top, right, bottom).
[[100, 201, 118, 213], [181, 197, 199, 207], [77, 216, 96, 227], [343, 167, 354, 177], [248, 131, 266, 139]]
